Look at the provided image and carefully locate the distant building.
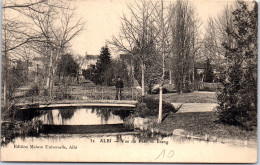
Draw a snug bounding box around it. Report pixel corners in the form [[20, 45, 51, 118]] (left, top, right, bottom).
[[81, 55, 99, 70]]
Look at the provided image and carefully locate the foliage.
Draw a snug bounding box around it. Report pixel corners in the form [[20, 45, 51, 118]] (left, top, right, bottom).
[[2, 60, 29, 103], [151, 87, 168, 94], [102, 59, 131, 86], [82, 64, 96, 82], [84, 45, 112, 85], [25, 84, 39, 97], [216, 1, 257, 130], [133, 47, 162, 93], [204, 59, 214, 82], [10, 107, 47, 121], [134, 96, 178, 118], [170, 0, 199, 93], [135, 103, 152, 118], [83, 48, 132, 87], [57, 53, 80, 78]]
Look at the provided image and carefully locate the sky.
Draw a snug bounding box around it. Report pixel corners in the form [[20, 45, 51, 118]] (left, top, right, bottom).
[[69, 0, 235, 57]]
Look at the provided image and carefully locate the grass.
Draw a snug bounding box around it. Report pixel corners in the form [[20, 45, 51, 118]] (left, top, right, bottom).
[[150, 112, 257, 142], [150, 91, 218, 103]]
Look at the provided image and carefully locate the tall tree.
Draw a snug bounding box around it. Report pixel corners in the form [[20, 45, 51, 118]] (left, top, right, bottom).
[[110, 0, 160, 96], [2, 0, 48, 106], [169, 0, 200, 93], [26, 0, 85, 96], [217, 1, 257, 129], [202, 17, 222, 63], [57, 53, 80, 79], [2, 0, 85, 105], [91, 45, 112, 85]]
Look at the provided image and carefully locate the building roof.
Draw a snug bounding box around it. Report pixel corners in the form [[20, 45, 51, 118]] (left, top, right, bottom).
[[85, 55, 99, 60]]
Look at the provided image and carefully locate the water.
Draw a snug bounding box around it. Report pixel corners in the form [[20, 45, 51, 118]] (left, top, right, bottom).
[[1, 108, 257, 163], [38, 108, 130, 125]]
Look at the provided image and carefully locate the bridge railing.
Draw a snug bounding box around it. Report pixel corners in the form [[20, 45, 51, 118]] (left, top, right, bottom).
[[13, 86, 142, 104], [67, 86, 141, 100]]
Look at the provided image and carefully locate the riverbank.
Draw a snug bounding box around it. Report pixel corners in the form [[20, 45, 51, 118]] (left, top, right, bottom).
[[1, 120, 41, 146], [141, 112, 257, 144]]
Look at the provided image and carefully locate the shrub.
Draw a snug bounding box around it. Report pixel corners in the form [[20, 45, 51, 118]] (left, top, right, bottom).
[[135, 96, 178, 117], [135, 103, 156, 117], [25, 85, 39, 97], [151, 87, 168, 94], [7, 106, 47, 121]]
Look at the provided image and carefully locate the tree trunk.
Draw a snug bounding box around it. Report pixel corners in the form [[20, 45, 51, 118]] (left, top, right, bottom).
[[158, 86, 163, 123], [158, 0, 165, 124], [169, 70, 172, 84], [141, 61, 145, 96], [3, 28, 8, 107], [3, 53, 8, 107]]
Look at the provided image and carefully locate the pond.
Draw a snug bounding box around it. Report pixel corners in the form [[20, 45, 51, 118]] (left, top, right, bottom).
[[1, 107, 257, 163]]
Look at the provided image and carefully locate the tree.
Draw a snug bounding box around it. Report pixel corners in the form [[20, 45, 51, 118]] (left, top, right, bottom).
[[57, 53, 80, 79], [2, 0, 49, 107], [216, 1, 257, 130], [103, 59, 131, 87], [82, 64, 96, 82], [169, 0, 200, 93], [204, 58, 214, 82], [202, 17, 223, 66], [89, 45, 112, 85], [110, 0, 160, 96], [2, 0, 85, 106]]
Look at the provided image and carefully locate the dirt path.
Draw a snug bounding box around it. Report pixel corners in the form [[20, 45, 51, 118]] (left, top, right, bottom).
[[172, 103, 218, 113]]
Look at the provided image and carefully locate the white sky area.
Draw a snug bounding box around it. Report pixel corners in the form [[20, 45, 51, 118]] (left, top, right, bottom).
[[65, 0, 235, 56]]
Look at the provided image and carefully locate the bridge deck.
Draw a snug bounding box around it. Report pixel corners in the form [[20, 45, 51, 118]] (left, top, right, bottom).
[[17, 100, 137, 110]]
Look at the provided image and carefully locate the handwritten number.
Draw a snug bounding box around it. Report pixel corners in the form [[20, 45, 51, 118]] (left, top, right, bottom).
[[155, 149, 165, 160], [167, 150, 174, 158], [155, 149, 174, 160]]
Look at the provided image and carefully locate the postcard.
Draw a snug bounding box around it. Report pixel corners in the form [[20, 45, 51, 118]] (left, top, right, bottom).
[[1, 0, 257, 163]]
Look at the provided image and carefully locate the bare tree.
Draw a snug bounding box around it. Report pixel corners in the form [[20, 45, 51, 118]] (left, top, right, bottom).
[[25, 1, 85, 96], [214, 5, 235, 69], [201, 17, 225, 73], [2, 0, 48, 106], [151, 0, 172, 123], [169, 0, 200, 93], [2, 0, 85, 106], [110, 0, 160, 96]]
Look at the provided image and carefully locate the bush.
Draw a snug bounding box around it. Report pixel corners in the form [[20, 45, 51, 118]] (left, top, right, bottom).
[[151, 87, 168, 94], [25, 85, 39, 97], [135, 103, 155, 117], [135, 96, 177, 117], [5, 105, 47, 121]]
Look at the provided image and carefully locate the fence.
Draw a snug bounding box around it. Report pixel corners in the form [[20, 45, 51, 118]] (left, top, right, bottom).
[[13, 86, 142, 104], [192, 82, 223, 91], [68, 87, 141, 100]]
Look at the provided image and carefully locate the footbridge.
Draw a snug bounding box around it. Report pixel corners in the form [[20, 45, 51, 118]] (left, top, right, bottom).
[[16, 100, 138, 110]]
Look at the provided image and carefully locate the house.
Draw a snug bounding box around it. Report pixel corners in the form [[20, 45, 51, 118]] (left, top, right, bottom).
[[81, 55, 99, 70]]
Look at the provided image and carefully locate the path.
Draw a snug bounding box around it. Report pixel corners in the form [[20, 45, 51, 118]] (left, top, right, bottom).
[[171, 103, 218, 113]]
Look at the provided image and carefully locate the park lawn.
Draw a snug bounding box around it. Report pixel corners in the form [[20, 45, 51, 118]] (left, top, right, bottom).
[[150, 91, 218, 103], [151, 112, 257, 142]]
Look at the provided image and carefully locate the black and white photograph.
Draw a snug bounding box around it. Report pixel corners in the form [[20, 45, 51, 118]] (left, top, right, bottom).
[[0, 0, 257, 163]]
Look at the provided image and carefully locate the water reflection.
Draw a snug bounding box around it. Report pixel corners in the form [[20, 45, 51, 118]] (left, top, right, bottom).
[[38, 108, 131, 125]]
